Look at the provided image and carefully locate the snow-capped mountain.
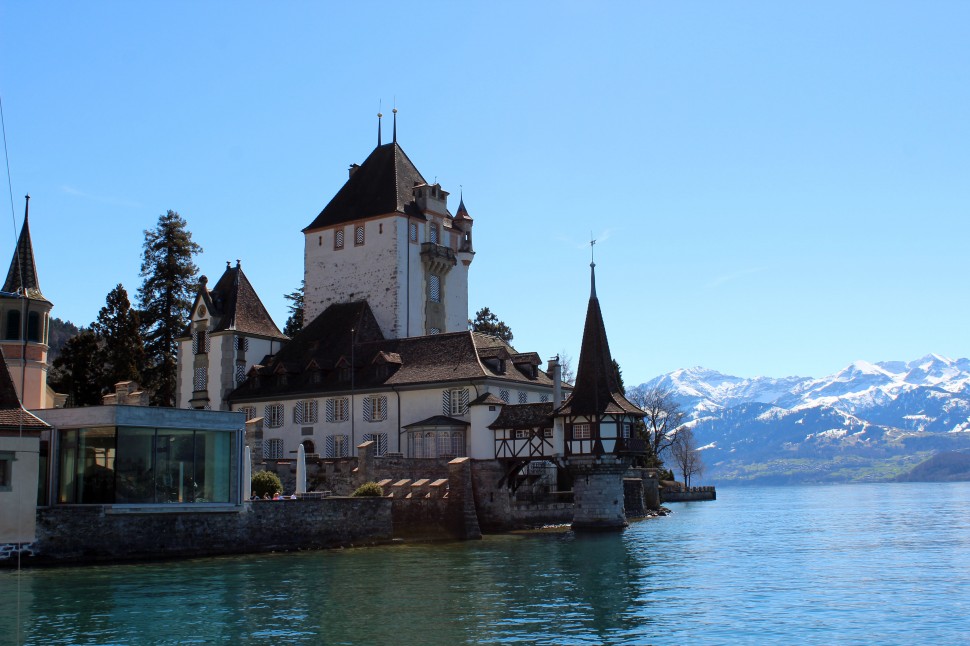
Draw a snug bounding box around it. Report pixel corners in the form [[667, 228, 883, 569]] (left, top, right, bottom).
[[631, 355, 970, 484]]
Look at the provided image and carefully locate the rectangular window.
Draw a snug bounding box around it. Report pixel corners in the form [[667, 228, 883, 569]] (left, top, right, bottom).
[[235, 365, 246, 385], [499, 389, 510, 403], [573, 423, 591, 439], [515, 430, 528, 439], [429, 223, 439, 244], [294, 400, 319, 424], [264, 438, 284, 460], [445, 388, 469, 416], [429, 275, 441, 303], [518, 391, 528, 404], [194, 367, 207, 391], [362, 433, 388, 456], [0, 452, 13, 491], [622, 423, 632, 439], [326, 434, 350, 458], [334, 228, 345, 249], [235, 336, 249, 352], [265, 403, 284, 428], [409, 221, 417, 242], [429, 327, 441, 335], [365, 395, 387, 422], [326, 397, 349, 423], [543, 428, 553, 438], [354, 224, 365, 246], [238, 406, 257, 421], [540, 394, 549, 403]]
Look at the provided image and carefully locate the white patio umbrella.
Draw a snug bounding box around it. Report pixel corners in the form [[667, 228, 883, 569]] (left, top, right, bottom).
[[296, 443, 307, 494]]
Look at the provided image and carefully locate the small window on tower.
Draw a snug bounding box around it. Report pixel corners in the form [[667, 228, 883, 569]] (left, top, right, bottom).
[[429, 275, 441, 303], [334, 228, 344, 250], [355, 224, 365, 246], [429, 223, 439, 244], [409, 222, 417, 242]]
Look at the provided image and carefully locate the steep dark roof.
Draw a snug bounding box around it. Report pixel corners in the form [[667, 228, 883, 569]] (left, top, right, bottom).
[[557, 265, 643, 418], [228, 304, 555, 402], [3, 203, 48, 302], [0, 347, 49, 429], [189, 263, 286, 339], [304, 142, 427, 231], [488, 402, 554, 430]]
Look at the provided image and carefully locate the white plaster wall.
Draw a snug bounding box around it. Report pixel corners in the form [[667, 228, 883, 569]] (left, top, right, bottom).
[[208, 336, 224, 408], [469, 403, 502, 459], [304, 217, 400, 336], [444, 259, 469, 333], [0, 435, 40, 543], [396, 218, 428, 338], [176, 339, 193, 408]]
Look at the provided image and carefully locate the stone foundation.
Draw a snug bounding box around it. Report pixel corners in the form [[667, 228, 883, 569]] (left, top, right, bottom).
[[566, 456, 631, 531]]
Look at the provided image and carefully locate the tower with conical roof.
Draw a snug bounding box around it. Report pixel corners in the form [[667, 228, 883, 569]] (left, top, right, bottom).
[[302, 113, 474, 338], [556, 256, 645, 530], [0, 196, 54, 409]]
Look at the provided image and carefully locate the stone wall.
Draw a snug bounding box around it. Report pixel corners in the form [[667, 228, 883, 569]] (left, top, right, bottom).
[[662, 486, 717, 502], [22, 498, 392, 566]]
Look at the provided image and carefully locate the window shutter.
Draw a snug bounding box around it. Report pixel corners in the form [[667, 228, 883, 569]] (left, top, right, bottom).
[[340, 434, 350, 457], [325, 434, 335, 458], [309, 400, 318, 424], [294, 402, 304, 424], [442, 390, 451, 416], [379, 396, 388, 421], [191, 334, 198, 355], [326, 399, 334, 423], [363, 397, 373, 422], [460, 389, 469, 414]]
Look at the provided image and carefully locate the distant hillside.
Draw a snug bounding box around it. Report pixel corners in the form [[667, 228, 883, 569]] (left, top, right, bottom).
[[630, 355, 970, 484], [896, 452, 970, 482], [47, 317, 81, 363]]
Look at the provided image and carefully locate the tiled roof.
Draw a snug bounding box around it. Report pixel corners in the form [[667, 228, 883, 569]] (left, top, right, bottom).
[[557, 265, 644, 418], [402, 415, 470, 429], [228, 303, 555, 402], [470, 392, 505, 406], [2, 206, 48, 302], [189, 263, 287, 339], [488, 402, 554, 430], [304, 142, 428, 231], [0, 347, 49, 430]]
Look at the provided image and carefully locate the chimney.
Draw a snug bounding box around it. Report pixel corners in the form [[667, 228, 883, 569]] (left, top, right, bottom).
[[549, 355, 562, 408]]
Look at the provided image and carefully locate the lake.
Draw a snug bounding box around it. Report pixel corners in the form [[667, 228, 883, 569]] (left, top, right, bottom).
[[2, 482, 968, 645]]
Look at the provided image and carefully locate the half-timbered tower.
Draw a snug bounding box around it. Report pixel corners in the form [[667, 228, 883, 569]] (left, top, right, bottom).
[[302, 115, 474, 339], [0, 196, 54, 409], [555, 261, 646, 530]]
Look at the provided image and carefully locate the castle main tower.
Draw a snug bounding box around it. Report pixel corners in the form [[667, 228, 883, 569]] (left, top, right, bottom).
[[302, 114, 474, 338]]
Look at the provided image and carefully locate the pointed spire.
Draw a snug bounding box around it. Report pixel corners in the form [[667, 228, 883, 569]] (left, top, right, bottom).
[[377, 110, 383, 146], [3, 194, 46, 301], [589, 237, 597, 298], [392, 107, 398, 144]]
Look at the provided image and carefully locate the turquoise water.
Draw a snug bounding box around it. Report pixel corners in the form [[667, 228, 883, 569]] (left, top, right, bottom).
[[2, 482, 969, 645]]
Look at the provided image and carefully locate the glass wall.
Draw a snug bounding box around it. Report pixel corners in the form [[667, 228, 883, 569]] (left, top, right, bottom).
[[57, 426, 238, 505]]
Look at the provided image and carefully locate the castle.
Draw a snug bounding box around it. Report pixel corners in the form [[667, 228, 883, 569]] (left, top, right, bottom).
[[176, 116, 649, 529]]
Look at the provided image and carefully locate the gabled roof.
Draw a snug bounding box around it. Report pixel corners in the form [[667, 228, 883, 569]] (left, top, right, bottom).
[[488, 402, 554, 430], [0, 347, 49, 430], [557, 264, 643, 418], [3, 200, 48, 302], [304, 142, 428, 231], [189, 263, 286, 339]]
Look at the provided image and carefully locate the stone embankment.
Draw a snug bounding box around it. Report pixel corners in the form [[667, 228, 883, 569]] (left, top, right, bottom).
[[662, 486, 716, 502]]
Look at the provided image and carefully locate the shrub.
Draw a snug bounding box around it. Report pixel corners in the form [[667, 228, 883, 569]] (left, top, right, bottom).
[[252, 470, 283, 498], [352, 482, 384, 497]]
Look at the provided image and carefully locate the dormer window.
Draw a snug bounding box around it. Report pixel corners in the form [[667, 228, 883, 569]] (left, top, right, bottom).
[[340, 366, 351, 382], [376, 364, 389, 380], [276, 373, 288, 387]]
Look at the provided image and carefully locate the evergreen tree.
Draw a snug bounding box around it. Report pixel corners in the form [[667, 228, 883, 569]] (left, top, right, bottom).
[[94, 284, 146, 388], [283, 280, 305, 337], [612, 359, 624, 392], [50, 329, 106, 407], [469, 307, 513, 342], [137, 210, 202, 406]]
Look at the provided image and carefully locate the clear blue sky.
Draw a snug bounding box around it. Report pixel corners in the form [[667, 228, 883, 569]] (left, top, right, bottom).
[[2, 1, 968, 385]]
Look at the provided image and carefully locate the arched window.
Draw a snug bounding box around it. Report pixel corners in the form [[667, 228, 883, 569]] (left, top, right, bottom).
[[27, 312, 39, 342], [5, 310, 20, 340]]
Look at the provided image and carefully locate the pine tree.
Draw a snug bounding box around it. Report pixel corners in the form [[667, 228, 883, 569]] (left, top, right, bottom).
[[283, 280, 305, 337], [50, 329, 106, 407], [93, 284, 146, 388], [469, 307, 513, 342], [138, 210, 202, 406]]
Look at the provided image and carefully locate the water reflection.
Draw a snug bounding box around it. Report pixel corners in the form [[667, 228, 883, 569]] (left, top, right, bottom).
[[3, 483, 969, 645]]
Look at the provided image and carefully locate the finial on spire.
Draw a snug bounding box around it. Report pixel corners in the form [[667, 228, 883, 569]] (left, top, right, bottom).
[[226, 260, 231, 269], [24, 194, 30, 221], [392, 107, 398, 144], [236, 259, 241, 268], [590, 236, 597, 298], [377, 109, 383, 146]]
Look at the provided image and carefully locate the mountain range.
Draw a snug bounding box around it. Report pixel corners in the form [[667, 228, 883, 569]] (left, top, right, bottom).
[[631, 354, 970, 484]]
